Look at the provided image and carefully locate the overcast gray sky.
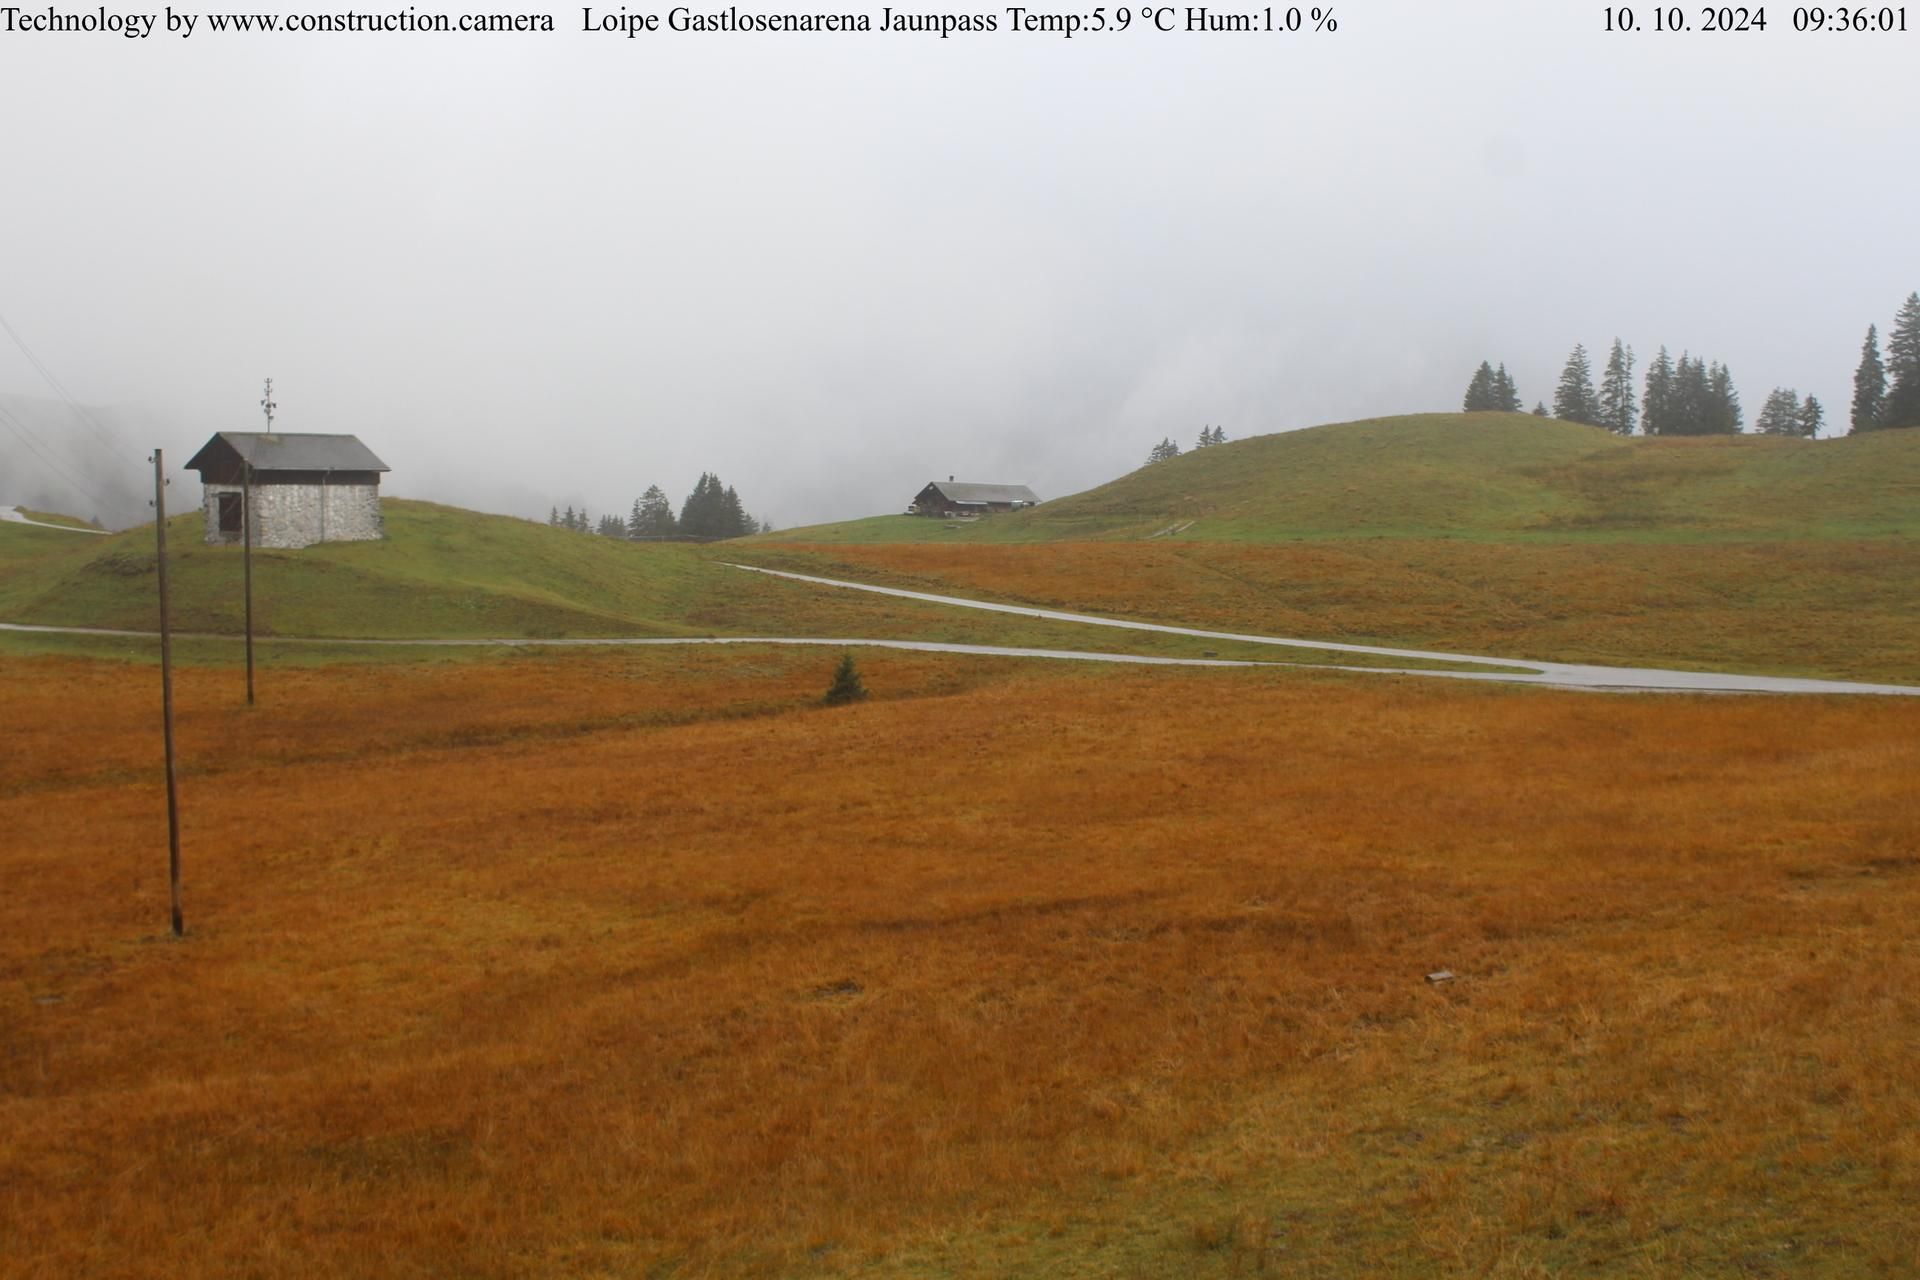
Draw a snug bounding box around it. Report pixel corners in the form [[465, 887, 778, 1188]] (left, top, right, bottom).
[[2, 0, 1915, 528]]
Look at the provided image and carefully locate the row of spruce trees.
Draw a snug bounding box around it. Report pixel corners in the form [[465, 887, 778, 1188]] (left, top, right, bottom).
[[1469, 343, 1755, 436], [1852, 292, 1920, 432], [549, 472, 770, 541], [1467, 291, 1920, 439], [1147, 424, 1229, 463]]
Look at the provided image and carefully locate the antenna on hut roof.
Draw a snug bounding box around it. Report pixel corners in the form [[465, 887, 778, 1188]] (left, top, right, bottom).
[[259, 377, 276, 434]]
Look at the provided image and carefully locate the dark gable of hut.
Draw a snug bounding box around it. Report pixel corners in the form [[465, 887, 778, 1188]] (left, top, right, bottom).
[[909, 480, 1039, 517], [185, 432, 389, 485]]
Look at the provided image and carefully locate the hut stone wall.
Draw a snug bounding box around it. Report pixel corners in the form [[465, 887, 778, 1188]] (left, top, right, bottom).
[[201, 482, 383, 549]]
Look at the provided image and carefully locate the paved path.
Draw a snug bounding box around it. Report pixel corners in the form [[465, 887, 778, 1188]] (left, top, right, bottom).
[[0, 506, 108, 533], [723, 564, 1920, 697], [5, 573, 1917, 696], [0, 622, 1268, 669]]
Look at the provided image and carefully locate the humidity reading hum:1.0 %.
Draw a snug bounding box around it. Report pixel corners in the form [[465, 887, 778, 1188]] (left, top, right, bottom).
[[1066, 5, 1336, 32]]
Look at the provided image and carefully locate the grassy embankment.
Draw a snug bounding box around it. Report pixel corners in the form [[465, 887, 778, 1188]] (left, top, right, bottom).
[[0, 520, 99, 568], [3, 650, 1917, 1276], [10, 417, 1914, 680], [0, 500, 1459, 671], [9, 508, 101, 530], [745, 415, 1920, 682], [772, 414, 1920, 544]]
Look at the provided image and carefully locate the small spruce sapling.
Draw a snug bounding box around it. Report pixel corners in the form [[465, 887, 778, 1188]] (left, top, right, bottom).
[[824, 653, 869, 706]]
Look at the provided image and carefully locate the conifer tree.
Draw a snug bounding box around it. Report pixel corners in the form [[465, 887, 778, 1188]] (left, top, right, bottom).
[[1493, 364, 1521, 412], [1463, 362, 1496, 411], [562, 504, 577, 531], [1553, 344, 1601, 425], [678, 474, 757, 539], [1671, 354, 1711, 435], [823, 653, 868, 706], [1799, 394, 1824, 439], [1598, 339, 1637, 435], [679, 474, 716, 536], [631, 484, 676, 537], [652, 486, 679, 537], [1147, 438, 1181, 463], [1532, 401, 1549, 417], [1642, 346, 1676, 436], [721, 485, 750, 538], [1852, 324, 1887, 433], [549, 505, 560, 527], [628, 498, 644, 538], [1756, 388, 1802, 436], [1707, 362, 1742, 434], [1883, 292, 1920, 429]]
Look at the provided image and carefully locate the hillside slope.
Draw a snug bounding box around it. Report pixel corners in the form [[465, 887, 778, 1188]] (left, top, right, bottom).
[[0, 501, 711, 638], [774, 414, 1920, 543], [0, 499, 1301, 663], [740, 415, 1920, 682], [0, 518, 101, 569]]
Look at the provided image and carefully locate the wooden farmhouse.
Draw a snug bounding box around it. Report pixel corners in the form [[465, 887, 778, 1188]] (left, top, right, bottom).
[[908, 478, 1039, 518], [185, 432, 390, 549]]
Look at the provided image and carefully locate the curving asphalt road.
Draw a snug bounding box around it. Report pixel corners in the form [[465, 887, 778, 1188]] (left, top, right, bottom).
[[0, 506, 109, 534], [0, 621, 1275, 668], [3, 569, 1916, 696], [722, 563, 1920, 697]]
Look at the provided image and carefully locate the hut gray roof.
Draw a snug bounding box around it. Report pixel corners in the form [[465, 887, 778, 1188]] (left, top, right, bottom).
[[925, 481, 1039, 505], [186, 432, 389, 474]]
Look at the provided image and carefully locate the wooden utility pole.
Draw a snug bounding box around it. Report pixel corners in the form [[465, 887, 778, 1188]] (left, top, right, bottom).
[[243, 453, 254, 706], [247, 378, 274, 706], [152, 449, 183, 937]]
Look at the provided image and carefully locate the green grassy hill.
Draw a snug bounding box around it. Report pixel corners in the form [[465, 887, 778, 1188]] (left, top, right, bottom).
[[0, 518, 101, 568], [739, 415, 1920, 682], [0, 501, 717, 638], [10, 418, 1917, 678], [12, 507, 102, 530], [772, 414, 1920, 544], [0, 498, 1314, 665]]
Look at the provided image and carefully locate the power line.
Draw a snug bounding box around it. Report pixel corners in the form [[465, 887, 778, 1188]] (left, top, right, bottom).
[[0, 309, 143, 475], [0, 399, 120, 512]]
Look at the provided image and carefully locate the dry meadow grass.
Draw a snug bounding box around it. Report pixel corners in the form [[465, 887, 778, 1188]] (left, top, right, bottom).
[[4, 649, 1918, 1277], [739, 539, 1920, 683]]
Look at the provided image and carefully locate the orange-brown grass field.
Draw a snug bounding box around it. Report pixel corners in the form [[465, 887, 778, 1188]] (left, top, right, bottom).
[[736, 539, 1920, 684], [5, 649, 1920, 1277]]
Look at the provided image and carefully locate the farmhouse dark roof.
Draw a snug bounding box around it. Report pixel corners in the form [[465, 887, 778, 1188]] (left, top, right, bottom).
[[185, 432, 389, 474], [925, 481, 1039, 505]]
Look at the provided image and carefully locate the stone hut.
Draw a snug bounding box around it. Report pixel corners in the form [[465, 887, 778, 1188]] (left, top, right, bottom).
[[185, 432, 389, 549]]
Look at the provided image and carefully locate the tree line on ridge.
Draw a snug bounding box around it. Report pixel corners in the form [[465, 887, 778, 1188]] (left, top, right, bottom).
[[549, 472, 771, 540], [1465, 291, 1920, 438]]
